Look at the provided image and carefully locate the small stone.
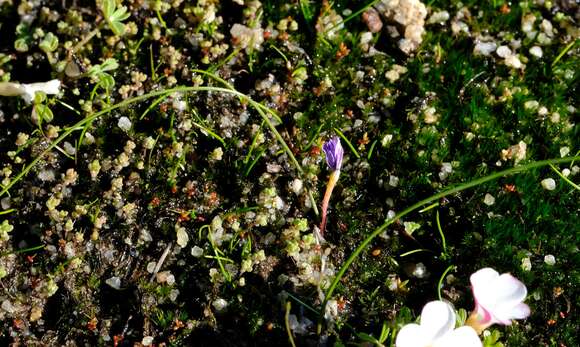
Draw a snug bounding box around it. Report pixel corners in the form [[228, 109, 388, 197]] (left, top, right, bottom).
[[541, 178, 556, 191], [1, 300, 15, 313], [505, 55, 523, 69], [176, 226, 189, 248], [30, 306, 43, 322], [105, 276, 121, 290], [474, 41, 497, 56], [521, 257, 532, 271], [1, 197, 10, 210], [544, 254, 556, 266], [428, 11, 450, 24], [142, 336, 154, 346], [38, 169, 56, 182], [156, 270, 172, 283], [496, 45, 512, 58], [483, 193, 495, 206], [117, 117, 132, 132], [210, 147, 223, 161], [290, 178, 303, 195], [191, 246, 204, 257], [529, 46, 543, 58], [412, 262, 427, 278], [562, 168, 570, 177], [362, 8, 383, 33], [212, 298, 228, 311]]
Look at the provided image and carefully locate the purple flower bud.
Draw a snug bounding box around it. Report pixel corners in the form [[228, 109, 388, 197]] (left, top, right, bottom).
[[323, 136, 344, 171]]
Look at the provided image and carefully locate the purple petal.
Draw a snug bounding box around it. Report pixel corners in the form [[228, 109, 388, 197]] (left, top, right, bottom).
[[323, 136, 344, 171]]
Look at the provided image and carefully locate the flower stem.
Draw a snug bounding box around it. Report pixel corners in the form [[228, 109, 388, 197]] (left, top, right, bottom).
[[320, 170, 340, 235]]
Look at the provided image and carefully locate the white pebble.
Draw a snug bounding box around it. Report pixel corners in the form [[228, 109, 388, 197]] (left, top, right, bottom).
[[212, 298, 228, 311], [474, 41, 497, 56], [529, 46, 543, 58], [105, 276, 121, 290], [521, 257, 532, 271], [117, 117, 132, 132], [427, 11, 450, 24], [505, 55, 523, 69], [483, 193, 495, 206], [176, 226, 189, 248], [412, 262, 427, 278], [541, 178, 556, 191], [544, 255, 556, 266], [496, 45, 512, 58], [290, 178, 303, 195], [191, 245, 204, 257], [562, 168, 570, 177], [142, 336, 154, 346], [38, 169, 56, 182]]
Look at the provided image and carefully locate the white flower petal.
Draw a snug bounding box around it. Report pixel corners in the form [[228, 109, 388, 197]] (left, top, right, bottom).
[[470, 267, 499, 289], [20, 79, 61, 103], [470, 268, 530, 326], [0, 82, 25, 96], [396, 324, 429, 347], [420, 301, 456, 341], [494, 302, 531, 322], [493, 273, 527, 306], [433, 326, 482, 347]]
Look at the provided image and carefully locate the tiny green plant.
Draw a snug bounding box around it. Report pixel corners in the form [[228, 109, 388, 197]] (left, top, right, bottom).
[[87, 58, 119, 92], [101, 0, 130, 36]]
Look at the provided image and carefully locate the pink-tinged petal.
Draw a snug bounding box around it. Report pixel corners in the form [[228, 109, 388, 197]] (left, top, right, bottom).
[[420, 301, 456, 341], [396, 324, 430, 347], [470, 268, 500, 308], [469, 267, 530, 328], [433, 326, 482, 347]]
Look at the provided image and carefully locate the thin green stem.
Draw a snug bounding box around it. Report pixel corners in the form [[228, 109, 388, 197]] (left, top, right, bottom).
[[436, 210, 447, 256], [319, 156, 580, 321], [285, 301, 297, 347], [0, 85, 306, 199], [437, 265, 456, 301], [1, 244, 45, 258], [551, 39, 578, 67], [549, 163, 580, 191], [334, 128, 360, 159]]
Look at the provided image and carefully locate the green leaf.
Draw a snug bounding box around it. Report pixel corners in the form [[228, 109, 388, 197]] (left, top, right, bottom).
[[110, 6, 130, 22], [101, 0, 116, 18], [98, 72, 115, 90], [39, 32, 59, 53], [33, 91, 47, 104], [35, 104, 54, 123], [356, 332, 380, 345], [100, 58, 119, 72], [14, 38, 29, 52], [109, 20, 126, 36]]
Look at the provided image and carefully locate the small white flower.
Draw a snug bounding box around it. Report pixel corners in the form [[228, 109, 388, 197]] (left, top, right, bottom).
[[0, 79, 61, 103], [468, 268, 530, 332], [396, 301, 481, 347]]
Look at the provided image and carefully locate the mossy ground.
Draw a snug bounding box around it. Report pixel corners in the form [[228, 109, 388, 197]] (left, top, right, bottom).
[[0, 0, 578, 346]]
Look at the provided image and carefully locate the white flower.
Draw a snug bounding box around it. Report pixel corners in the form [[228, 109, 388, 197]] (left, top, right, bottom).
[[0, 80, 61, 103], [396, 301, 481, 347], [468, 268, 530, 332]]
